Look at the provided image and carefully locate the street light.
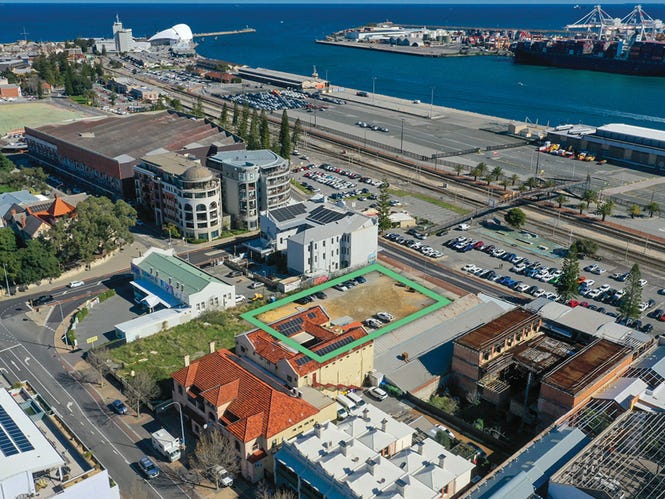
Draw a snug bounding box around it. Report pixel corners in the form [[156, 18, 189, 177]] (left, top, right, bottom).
[[400, 118, 405, 153], [372, 77, 378, 103], [429, 86, 435, 119], [159, 401, 186, 448]]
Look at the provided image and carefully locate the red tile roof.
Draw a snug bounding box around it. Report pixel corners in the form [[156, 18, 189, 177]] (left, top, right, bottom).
[[244, 306, 370, 376], [27, 196, 76, 224], [172, 349, 318, 442]]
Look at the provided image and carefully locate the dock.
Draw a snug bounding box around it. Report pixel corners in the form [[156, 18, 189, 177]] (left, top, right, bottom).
[[193, 28, 256, 38]]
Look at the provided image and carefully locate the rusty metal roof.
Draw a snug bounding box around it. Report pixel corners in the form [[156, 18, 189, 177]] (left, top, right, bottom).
[[455, 308, 540, 351]]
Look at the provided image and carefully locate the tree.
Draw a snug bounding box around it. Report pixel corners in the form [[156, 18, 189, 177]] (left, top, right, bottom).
[[598, 200, 614, 221], [578, 201, 587, 215], [0, 152, 15, 172], [192, 96, 205, 118], [454, 164, 464, 176], [219, 102, 228, 128], [499, 178, 510, 191], [170, 98, 183, 112], [376, 178, 392, 232], [87, 347, 112, 387], [524, 177, 538, 190], [619, 263, 642, 319], [162, 222, 181, 241], [16, 240, 60, 285], [581, 189, 598, 210], [279, 110, 292, 158], [510, 173, 519, 186], [109, 91, 117, 106], [259, 110, 270, 149], [490, 166, 503, 183], [124, 370, 159, 416], [627, 204, 641, 218], [504, 207, 526, 230], [291, 118, 303, 148], [36, 78, 44, 99], [231, 102, 239, 128], [556, 245, 579, 301], [570, 238, 598, 258], [555, 193, 568, 208], [237, 104, 250, 139], [645, 201, 660, 218], [191, 428, 240, 489], [247, 109, 260, 149], [470, 162, 487, 181]]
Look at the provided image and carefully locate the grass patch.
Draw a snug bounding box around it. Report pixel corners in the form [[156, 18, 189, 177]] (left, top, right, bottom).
[[290, 178, 311, 195], [69, 95, 90, 105], [0, 102, 87, 135], [110, 309, 249, 381], [388, 188, 470, 215]]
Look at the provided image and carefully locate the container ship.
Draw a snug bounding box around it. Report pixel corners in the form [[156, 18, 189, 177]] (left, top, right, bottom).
[[512, 5, 665, 76]]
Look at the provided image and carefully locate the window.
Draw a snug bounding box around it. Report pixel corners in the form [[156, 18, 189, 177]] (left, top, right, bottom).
[[235, 441, 240, 451], [178, 385, 183, 394]]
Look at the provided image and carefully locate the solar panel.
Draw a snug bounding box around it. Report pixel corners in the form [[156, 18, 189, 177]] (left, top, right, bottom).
[[0, 406, 33, 455], [314, 336, 355, 356], [295, 356, 312, 366], [0, 426, 19, 457], [307, 312, 316, 319], [307, 206, 346, 225], [271, 203, 307, 223], [276, 317, 304, 337]]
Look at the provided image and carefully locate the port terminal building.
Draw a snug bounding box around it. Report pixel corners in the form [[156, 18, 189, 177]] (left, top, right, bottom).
[[547, 123, 665, 171], [237, 67, 328, 91]]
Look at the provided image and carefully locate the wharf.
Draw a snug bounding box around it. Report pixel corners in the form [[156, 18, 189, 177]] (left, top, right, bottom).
[[315, 39, 502, 58], [193, 28, 255, 38]]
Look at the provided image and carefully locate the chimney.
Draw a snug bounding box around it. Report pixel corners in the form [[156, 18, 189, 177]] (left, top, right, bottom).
[[416, 442, 424, 455], [184, 354, 190, 367], [366, 457, 378, 476], [438, 454, 446, 468], [381, 418, 388, 432], [314, 422, 322, 438], [395, 477, 408, 496], [363, 408, 370, 421], [209, 340, 216, 353], [340, 440, 349, 456]]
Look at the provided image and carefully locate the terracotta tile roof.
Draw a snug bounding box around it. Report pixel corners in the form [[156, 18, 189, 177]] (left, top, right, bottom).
[[27, 196, 76, 224], [244, 306, 370, 376], [172, 349, 318, 442]]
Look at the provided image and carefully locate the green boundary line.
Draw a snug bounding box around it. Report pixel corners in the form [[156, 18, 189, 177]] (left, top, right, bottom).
[[240, 263, 451, 363]]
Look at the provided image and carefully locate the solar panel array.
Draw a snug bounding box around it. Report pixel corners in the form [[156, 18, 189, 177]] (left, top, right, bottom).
[[271, 203, 307, 223], [0, 406, 34, 457], [277, 317, 304, 337], [307, 206, 347, 225], [313, 336, 355, 356], [307, 312, 316, 319], [295, 355, 313, 366]]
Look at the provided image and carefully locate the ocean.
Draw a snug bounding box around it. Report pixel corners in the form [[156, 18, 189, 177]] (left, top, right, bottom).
[[2, 3, 665, 130]]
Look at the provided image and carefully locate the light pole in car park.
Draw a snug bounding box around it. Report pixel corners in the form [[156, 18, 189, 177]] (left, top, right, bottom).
[[372, 77, 378, 103]]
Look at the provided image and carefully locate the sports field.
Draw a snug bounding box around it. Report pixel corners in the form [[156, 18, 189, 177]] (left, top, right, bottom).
[[0, 102, 87, 135], [241, 263, 451, 363]]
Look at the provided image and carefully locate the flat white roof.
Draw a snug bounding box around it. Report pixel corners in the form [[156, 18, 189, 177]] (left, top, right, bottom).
[[0, 389, 64, 482], [598, 123, 665, 142]]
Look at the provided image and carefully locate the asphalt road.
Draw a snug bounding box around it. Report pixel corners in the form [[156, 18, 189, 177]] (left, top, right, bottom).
[[0, 283, 196, 499]]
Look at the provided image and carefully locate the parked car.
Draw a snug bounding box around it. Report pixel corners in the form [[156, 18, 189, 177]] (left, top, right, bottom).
[[68, 280, 85, 288], [430, 424, 455, 441], [235, 295, 247, 304], [376, 312, 395, 323], [314, 291, 327, 299], [363, 318, 382, 329], [295, 295, 314, 305], [111, 399, 128, 415], [138, 456, 160, 479], [367, 386, 388, 401], [32, 295, 54, 306]]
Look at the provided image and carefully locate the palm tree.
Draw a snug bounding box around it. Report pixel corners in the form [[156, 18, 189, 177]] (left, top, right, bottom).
[[581, 189, 598, 210], [510, 173, 519, 186], [525, 177, 538, 190], [555, 193, 568, 208], [645, 201, 660, 218], [598, 200, 614, 221], [490, 166, 503, 183], [499, 178, 510, 191], [579, 201, 587, 215], [628, 204, 641, 218], [472, 162, 488, 181], [454, 164, 464, 176]]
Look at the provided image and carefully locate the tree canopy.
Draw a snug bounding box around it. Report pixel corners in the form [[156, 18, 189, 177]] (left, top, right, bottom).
[[619, 264, 642, 319], [376, 179, 392, 232], [504, 207, 526, 229], [556, 245, 580, 301]]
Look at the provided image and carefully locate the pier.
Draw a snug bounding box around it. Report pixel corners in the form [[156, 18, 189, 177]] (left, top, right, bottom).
[[193, 28, 256, 38]]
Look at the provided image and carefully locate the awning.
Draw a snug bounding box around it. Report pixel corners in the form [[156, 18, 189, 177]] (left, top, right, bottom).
[[130, 279, 182, 308], [141, 294, 162, 309]]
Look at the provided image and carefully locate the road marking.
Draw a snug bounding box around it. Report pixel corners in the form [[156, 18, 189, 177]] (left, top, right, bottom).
[[24, 356, 30, 366], [0, 344, 20, 354], [67, 402, 73, 412]]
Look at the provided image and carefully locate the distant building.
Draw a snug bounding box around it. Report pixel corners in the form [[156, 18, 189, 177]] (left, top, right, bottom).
[[257, 201, 378, 275], [171, 348, 335, 483], [207, 149, 291, 230], [25, 110, 242, 200], [134, 152, 224, 241], [274, 406, 475, 498], [236, 304, 373, 389], [0, 83, 21, 99], [129, 85, 159, 101], [2, 193, 84, 240]]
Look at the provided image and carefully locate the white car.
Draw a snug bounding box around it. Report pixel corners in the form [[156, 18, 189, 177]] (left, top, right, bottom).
[[457, 223, 470, 231], [376, 312, 395, 323], [430, 424, 455, 440], [590, 266, 606, 275], [598, 284, 611, 293], [68, 280, 85, 288], [638, 302, 649, 312], [586, 288, 603, 299], [367, 387, 388, 401], [235, 295, 247, 304], [515, 283, 530, 292], [639, 279, 648, 287], [462, 264, 478, 272], [532, 288, 546, 297], [581, 279, 595, 288]]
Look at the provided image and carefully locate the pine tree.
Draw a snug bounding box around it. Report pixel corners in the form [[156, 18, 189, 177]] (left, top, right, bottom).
[[291, 118, 303, 148], [237, 104, 250, 139], [247, 109, 260, 149], [220, 103, 228, 128], [377, 178, 392, 232], [231, 102, 239, 129], [556, 245, 579, 301], [192, 96, 204, 118], [619, 263, 642, 319], [259, 110, 270, 149], [279, 110, 292, 158]]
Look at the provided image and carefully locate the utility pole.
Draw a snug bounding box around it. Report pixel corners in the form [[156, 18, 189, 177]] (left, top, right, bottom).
[[372, 77, 377, 103], [400, 118, 404, 153], [429, 86, 435, 119]]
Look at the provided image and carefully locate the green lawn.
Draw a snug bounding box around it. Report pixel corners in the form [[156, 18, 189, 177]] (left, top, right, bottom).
[[110, 309, 249, 381], [290, 178, 311, 195], [0, 102, 88, 135], [389, 188, 470, 215]]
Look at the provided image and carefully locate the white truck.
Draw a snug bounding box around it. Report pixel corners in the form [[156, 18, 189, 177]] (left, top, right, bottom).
[[151, 429, 181, 462]]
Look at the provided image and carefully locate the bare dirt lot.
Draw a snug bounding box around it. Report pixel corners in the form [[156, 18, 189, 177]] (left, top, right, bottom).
[[258, 271, 435, 324]]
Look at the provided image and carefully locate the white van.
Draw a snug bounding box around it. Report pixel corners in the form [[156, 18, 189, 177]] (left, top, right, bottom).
[[345, 392, 366, 408], [336, 394, 357, 412]]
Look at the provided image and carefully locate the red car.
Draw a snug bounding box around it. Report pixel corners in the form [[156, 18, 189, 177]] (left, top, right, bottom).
[[567, 299, 580, 308], [473, 240, 485, 250]]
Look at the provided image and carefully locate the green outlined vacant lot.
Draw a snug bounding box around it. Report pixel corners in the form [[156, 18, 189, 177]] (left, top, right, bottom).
[[240, 263, 451, 363]]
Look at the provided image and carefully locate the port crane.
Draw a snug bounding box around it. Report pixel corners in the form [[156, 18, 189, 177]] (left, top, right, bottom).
[[565, 4, 664, 41]]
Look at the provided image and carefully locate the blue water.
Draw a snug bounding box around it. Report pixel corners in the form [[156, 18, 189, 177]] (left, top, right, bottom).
[[2, 3, 665, 129]]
